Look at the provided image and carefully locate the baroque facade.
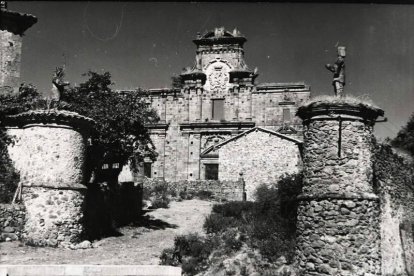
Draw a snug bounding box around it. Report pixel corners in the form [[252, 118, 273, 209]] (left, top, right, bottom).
[[136, 27, 311, 182]]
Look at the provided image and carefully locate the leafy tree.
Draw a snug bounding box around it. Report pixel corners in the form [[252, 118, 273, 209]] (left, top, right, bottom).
[[59, 71, 159, 177], [0, 83, 44, 202], [391, 113, 414, 156], [0, 72, 159, 186]]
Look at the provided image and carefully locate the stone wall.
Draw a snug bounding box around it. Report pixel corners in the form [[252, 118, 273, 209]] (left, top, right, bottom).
[[143, 178, 244, 201], [218, 128, 302, 201], [5, 110, 94, 247], [22, 187, 85, 247], [295, 196, 381, 275], [0, 203, 25, 242], [374, 143, 414, 276], [295, 100, 384, 275], [0, 30, 23, 94]]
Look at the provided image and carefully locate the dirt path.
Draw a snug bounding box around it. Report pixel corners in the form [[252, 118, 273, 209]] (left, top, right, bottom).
[[0, 199, 213, 265]]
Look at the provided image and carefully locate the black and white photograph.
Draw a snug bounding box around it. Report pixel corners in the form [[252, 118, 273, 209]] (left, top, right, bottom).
[[0, 1, 414, 275]]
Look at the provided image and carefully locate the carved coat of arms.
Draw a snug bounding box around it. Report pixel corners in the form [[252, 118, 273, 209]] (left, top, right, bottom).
[[208, 67, 228, 92]]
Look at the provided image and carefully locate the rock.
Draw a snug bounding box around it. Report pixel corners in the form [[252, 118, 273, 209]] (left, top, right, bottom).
[[343, 201, 356, 209], [48, 239, 58, 247], [3, 226, 15, 233], [76, 240, 92, 249], [306, 262, 315, 270]]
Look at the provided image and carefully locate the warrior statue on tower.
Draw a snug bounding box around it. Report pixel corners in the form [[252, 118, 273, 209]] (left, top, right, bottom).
[[325, 46, 346, 97]]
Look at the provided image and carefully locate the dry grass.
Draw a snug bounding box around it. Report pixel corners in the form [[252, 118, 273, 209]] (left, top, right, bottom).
[[301, 94, 382, 111]]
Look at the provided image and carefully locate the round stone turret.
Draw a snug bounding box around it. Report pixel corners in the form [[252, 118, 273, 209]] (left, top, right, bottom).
[[294, 97, 384, 275], [6, 109, 94, 247]]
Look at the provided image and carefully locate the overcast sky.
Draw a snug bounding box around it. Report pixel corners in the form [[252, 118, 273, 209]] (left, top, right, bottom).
[[10, 2, 414, 139]]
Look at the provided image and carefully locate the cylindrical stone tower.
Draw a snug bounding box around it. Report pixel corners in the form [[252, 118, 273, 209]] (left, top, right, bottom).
[[295, 99, 384, 276], [7, 110, 94, 247]]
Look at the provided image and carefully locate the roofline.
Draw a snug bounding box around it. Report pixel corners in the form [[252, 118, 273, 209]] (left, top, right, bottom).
[[202, 127, 303, 155]]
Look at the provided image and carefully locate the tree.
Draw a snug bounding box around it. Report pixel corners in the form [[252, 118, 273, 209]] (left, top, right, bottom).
[[0, 83, 43, 202], [391, 113, 414, 156], [59, 71, 159, 177], [0, 72, 159, 184]]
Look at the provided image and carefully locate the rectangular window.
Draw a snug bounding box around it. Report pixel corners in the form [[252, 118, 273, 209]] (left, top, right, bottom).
[[283, 108, 291, 122], [102, 164, 109, 170], [112, 163, 120, 169], [212, 99, 224, 120], [144, 163, 152, 178], [205, 164, 219, 180]]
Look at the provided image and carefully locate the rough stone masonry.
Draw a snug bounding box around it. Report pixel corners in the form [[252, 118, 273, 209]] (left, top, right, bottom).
[[295, 99, 384, 276], [6, 110, 94, 247]]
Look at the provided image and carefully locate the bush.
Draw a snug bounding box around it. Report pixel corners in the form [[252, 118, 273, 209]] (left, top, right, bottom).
[[203, 213, 240, 234], [160, 233, 213, 275], [195, 190, 213, 200], [150, 195, 170, 209], [162, 173, 303, 274], [212, 201, 255, 219], [143, 181, 171, 209]]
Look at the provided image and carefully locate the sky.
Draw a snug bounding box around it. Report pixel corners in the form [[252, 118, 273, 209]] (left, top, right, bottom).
[[9, 1, 414, 139]]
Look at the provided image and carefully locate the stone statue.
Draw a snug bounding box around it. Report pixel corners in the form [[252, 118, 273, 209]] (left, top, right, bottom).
[[51, 66, 69, 102], [0, 1, 7, 10], [325, 46, 346, 97]]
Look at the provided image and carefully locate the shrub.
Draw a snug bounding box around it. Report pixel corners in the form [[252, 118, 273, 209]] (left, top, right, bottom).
[[150, 195, 170, 209], [203, 213, 240, 234], [196, 190, 213, 200], [162, 173, 303, 274], [143, 180, 171, 209], [161, 233, 213, 275], [212, 201, 255, 219]]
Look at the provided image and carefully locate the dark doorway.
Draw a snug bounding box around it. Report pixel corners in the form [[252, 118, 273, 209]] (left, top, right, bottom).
[[205, 164, 219, 180]]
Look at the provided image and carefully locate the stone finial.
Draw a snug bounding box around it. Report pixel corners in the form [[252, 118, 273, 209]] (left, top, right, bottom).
[[232, 28, 240, 37], [214, 27, 225, 37], [51, 66, 70, 102], [0, 1, 7, 10], [325, 46, 346, 97]]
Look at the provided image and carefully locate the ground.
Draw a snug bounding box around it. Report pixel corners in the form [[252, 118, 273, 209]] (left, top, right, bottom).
[[0, 199, 213, 265]]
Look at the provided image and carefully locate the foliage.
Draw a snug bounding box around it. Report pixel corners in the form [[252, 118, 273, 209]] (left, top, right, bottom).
[[143, 181, 171, 209], [0, 83, 44, 203], [195, 190, 213, 200], [160, 233, 217, 275], [59, 71, 159, 172], [0, 151, 20, 203], [391, 113, 414, 156], [161, 173, 303, 275]]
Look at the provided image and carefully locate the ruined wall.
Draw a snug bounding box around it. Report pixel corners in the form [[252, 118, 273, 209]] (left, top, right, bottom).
[[143, 178, 244, 201], [0, 30, 23, 93], [218, 129, 302, 201], [374, 144, 414, 276], [0, 204, 25, 242], [295, 101, 383, 275]]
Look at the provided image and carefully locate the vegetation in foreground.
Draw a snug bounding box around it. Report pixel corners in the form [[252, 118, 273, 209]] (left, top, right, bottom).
[[160, 173, 303, 276]]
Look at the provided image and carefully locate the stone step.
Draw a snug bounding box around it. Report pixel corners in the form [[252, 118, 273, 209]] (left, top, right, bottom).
[[0, 265, 181, 276]]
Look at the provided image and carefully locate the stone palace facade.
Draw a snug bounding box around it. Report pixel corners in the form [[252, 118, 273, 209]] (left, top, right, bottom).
[[133, 27, 311, 183]]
